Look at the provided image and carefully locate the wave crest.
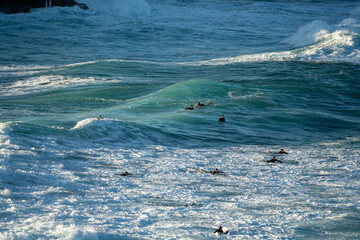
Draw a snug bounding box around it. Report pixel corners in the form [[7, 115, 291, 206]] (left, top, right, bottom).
[[184, 18, 360, 66], [281, 20, 331, 47]]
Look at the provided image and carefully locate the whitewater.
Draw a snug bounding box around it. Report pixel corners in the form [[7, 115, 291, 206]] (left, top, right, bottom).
[[0, 0, 359, 239]]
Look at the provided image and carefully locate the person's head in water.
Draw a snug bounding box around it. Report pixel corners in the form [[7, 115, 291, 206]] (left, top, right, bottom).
[[219, 114, 225, 122], [98, 115, 103, 120], [214, 168, 219, 173], [185, 105, 194, 110], [196, 101, 202, 106], [272, 156, 276, 160]]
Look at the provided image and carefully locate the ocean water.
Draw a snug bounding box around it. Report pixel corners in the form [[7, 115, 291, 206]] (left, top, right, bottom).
[[0, 0, 360, 239]]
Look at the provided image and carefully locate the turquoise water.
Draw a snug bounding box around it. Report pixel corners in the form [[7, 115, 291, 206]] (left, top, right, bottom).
[[1, 1, 360, 239]]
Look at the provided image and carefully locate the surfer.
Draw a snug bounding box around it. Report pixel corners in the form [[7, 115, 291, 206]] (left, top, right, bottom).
[[116, 172, 132, 176], [199, 168, 224, 175], [196, 101, 212, 108], [185, 105, 194, 110], [98, 115, 103, 120], [219, 114, 225, 122], [214, 226, 229, 234], [266, 149, 288, 154], [266, 156, 282, 163], [278, 149, 288, 154], [211, 168, 220, 175]]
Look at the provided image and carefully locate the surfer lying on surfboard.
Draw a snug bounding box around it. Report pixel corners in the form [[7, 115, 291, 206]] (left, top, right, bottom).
[[185, 105, 194, 110], [116, 172, 132, 176], [196, 101, 212, 108], [266, 149, 288, 154], [264, 156, 282, 163], [185, 101, 212, 110], [199, 168, 224, 175]]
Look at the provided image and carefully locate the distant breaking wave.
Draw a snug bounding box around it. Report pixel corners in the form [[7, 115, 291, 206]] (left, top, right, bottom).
[[184, 17, 360, 66]]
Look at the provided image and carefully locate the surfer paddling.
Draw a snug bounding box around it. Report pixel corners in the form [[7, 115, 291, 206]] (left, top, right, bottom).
[[116, 172, 132, 176], [196, 101, 212, 108], [185, 101, 212, 110], [266, 156, 282, 163], [199, 168, 224, 175], [214, 226, 229, 234], [185, 105, 194, 110], [266, 149, 288, 154], [278, 149, 288, 154]]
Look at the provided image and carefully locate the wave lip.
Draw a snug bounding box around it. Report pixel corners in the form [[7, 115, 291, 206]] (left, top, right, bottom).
[[281, 20, 332, 48], [71, 117, 176, 146]]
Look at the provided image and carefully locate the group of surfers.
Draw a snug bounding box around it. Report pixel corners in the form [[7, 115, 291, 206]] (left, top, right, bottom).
[[185, 101, 226, 122], [99, 101, 288, 235], [116, 149, 289, 177], [114, 148, 288, 235], [185, 101, 212, 110]]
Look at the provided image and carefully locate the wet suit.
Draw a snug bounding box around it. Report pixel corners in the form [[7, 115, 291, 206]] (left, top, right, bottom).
[[199, 168, 224, 175], [116, 172, 132, 176], [266, 158, 282, 163], [214, 226, 228, 234], [196, 102, 212, 108], [267, 149, 288, 154]]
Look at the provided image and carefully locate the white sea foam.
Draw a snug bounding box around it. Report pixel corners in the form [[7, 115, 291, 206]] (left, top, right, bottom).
[[183, 30, 359, 66], [181, 17, 359, 66], [0, 123, 13, 160], [0, 122, 37, 162], [0, 188, 11, 197], [0, 142, 358, 239], [0, 217, 98, 240], [338, 18, 360, 28], [0, 75, 123, 96], [71, 118, 96, 130], [0, 65, 52, 78], [0, 65, 52, 72], [282, 20, 332, 48]]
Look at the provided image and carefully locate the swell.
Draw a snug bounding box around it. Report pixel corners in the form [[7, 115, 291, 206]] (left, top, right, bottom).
[[1, 59, 360, 146]]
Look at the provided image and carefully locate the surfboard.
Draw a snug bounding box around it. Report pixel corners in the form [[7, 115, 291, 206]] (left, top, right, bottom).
[[214, 227, 229, 234]]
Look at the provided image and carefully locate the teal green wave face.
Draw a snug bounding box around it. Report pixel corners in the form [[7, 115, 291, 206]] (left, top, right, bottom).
[[2, 60, 359, 147]]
